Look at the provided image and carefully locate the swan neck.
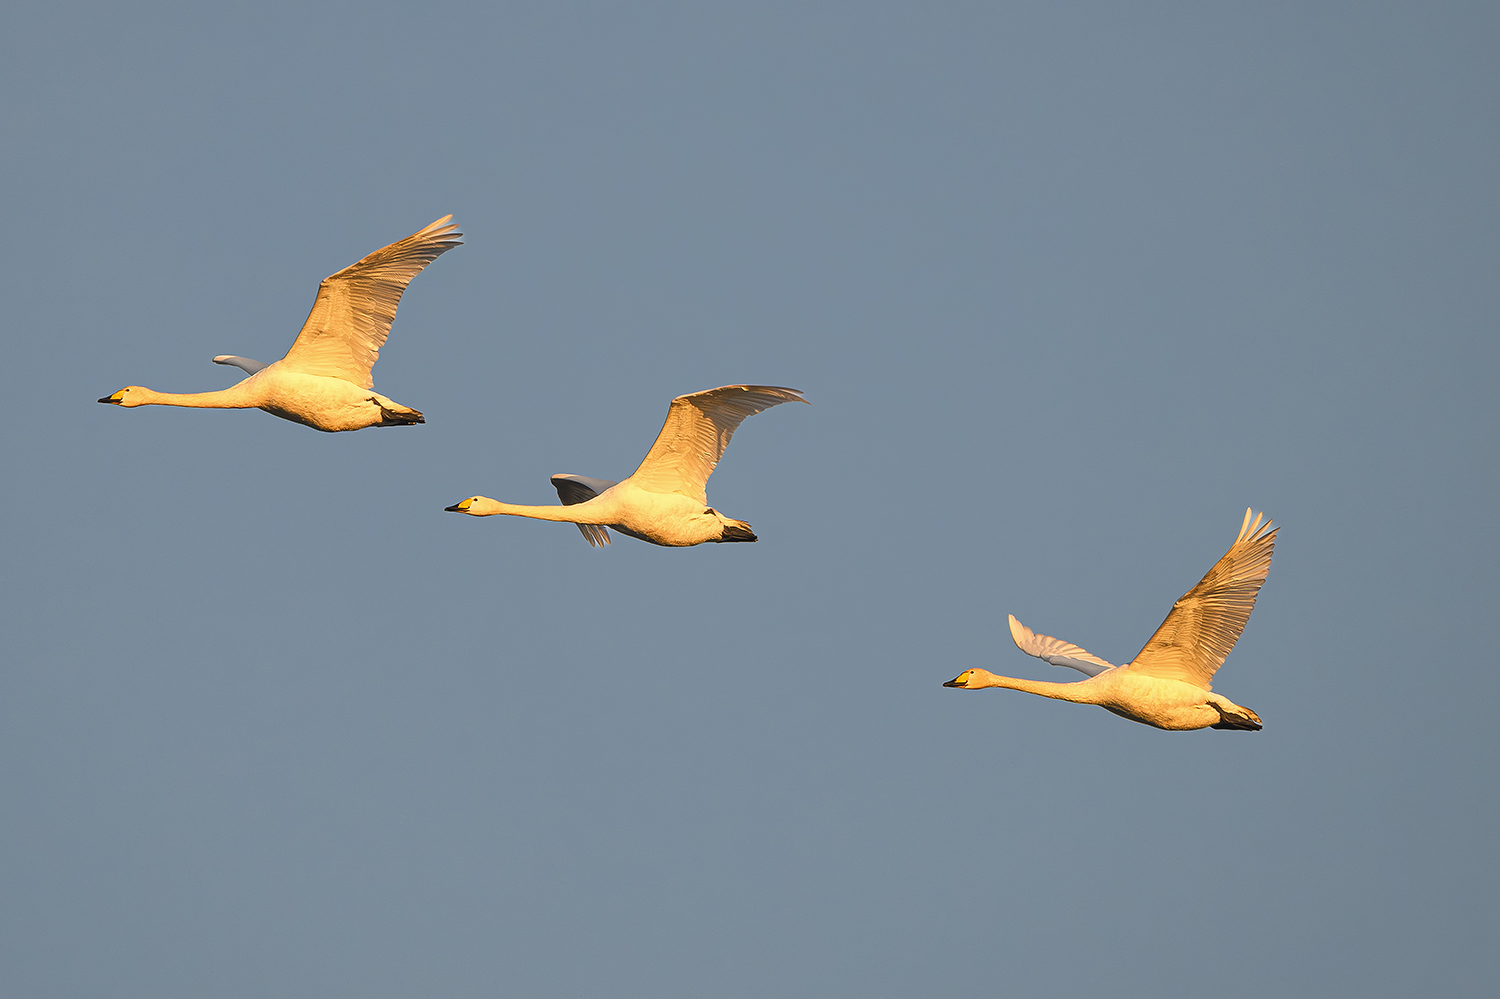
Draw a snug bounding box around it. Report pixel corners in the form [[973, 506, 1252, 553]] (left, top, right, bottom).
[[138, 383, 257, 409], [481, 501, 594, 523], [979, 673, 1101, 704]]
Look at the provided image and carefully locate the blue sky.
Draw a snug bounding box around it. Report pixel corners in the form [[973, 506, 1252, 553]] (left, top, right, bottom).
[[2, 3, 1497, 996]]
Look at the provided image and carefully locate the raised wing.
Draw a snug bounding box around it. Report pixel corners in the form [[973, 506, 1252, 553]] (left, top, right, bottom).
[[212, 355, 269, 375], [625, 385, 807, 504], [1121, 509, 1277, 690], [278, 215, 462, 389], [551, 474, 620, 548], [1008, 614, 1118, 676]]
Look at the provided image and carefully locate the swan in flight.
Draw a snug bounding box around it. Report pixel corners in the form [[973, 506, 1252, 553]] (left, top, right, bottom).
[[98, 216, 461, 432], [945, 509, 1277, 731], [446, 385, 807, 547]]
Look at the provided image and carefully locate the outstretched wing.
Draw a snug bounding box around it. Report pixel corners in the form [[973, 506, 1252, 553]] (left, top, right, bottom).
[[278, 215, 462, 389], [1008, 614, 1118, 676], [1121, 509, 1277, 690], [551, 474, 619, 548], [212, 355, 269, 375], [625, 385, 807, 504]]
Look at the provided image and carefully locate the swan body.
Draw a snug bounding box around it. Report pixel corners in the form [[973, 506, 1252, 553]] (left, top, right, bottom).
[[945, 509, 1277, 731], [446, 385, 807, 547], [944, 667, 1263, 731], [98, 215, 461, 432]]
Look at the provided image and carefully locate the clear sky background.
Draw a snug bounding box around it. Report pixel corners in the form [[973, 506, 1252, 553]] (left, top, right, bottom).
[[2, 2, 1496, 996]]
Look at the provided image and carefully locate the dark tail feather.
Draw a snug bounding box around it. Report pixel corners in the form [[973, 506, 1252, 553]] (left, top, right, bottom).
[[378, 405, 425, 426], [1211, 707, 1263, 731]]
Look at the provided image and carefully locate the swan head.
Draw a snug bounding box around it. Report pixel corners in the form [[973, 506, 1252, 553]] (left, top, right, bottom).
[[445, 496, 501, 516], [98, 387, 147, 407], [943, 669, 997, 689]]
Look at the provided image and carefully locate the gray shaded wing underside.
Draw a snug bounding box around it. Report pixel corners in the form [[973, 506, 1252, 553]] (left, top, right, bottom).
[[212, 355, 269, 375], [1008, 614, 1119, 677], [551, 474, 620, 548]]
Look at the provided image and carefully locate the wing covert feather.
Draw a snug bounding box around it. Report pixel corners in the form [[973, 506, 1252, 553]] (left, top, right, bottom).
[[626, 385, 806, 504], [279, 215, 462, 388], [1122, 509, 1277, 690]]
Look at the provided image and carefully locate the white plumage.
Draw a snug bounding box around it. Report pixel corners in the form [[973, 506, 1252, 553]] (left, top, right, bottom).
[[98, 216, 460, 432], [945, 509, 1277, 731], [447, 385, 808, 547]]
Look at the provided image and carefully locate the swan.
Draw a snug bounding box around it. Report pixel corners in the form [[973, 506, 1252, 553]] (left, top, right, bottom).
[[944, 509, 1277, 731], [98, 215, 461, 432], [446, 385, 807, 547]]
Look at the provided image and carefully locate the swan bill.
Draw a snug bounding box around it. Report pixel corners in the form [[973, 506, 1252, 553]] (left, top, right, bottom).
[[943, 671, 974, 688], [445, 499, 474, 513], [98, 391, 125, 404]]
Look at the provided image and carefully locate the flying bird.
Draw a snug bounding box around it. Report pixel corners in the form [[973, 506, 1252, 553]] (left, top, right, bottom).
[[944, 509, 1277, 731], [446, 385, 807, 547], [98, 215, 461, 432]]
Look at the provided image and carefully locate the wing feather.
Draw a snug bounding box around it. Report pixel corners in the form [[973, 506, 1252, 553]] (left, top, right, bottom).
[[1008, 614, 1118, 676], [212, 355, 268, 375], [551, 474, 619, 548], [278, 215, 462, 389], [626, 385, 807, 504], [1121, 509, 1277, 690]]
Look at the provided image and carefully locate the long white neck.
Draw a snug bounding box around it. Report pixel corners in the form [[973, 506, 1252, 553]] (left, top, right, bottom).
[[133, 382, 260, 410], [468, 497, 603, 524], [969, 671, 1103, 705]]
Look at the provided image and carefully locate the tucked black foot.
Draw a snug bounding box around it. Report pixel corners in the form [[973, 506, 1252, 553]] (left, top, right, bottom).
[[1210, 716, 1262, 731], [378, 406, 425, 426]]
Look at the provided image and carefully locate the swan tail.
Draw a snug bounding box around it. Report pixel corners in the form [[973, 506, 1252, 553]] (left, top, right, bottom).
[[717, 521, 757, 543]]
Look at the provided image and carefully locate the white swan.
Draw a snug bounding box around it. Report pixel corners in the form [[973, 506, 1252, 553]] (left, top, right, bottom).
[[446, 385, 808, 547], [98, 216, 461, 432], [944, 509, 1277, 731]]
